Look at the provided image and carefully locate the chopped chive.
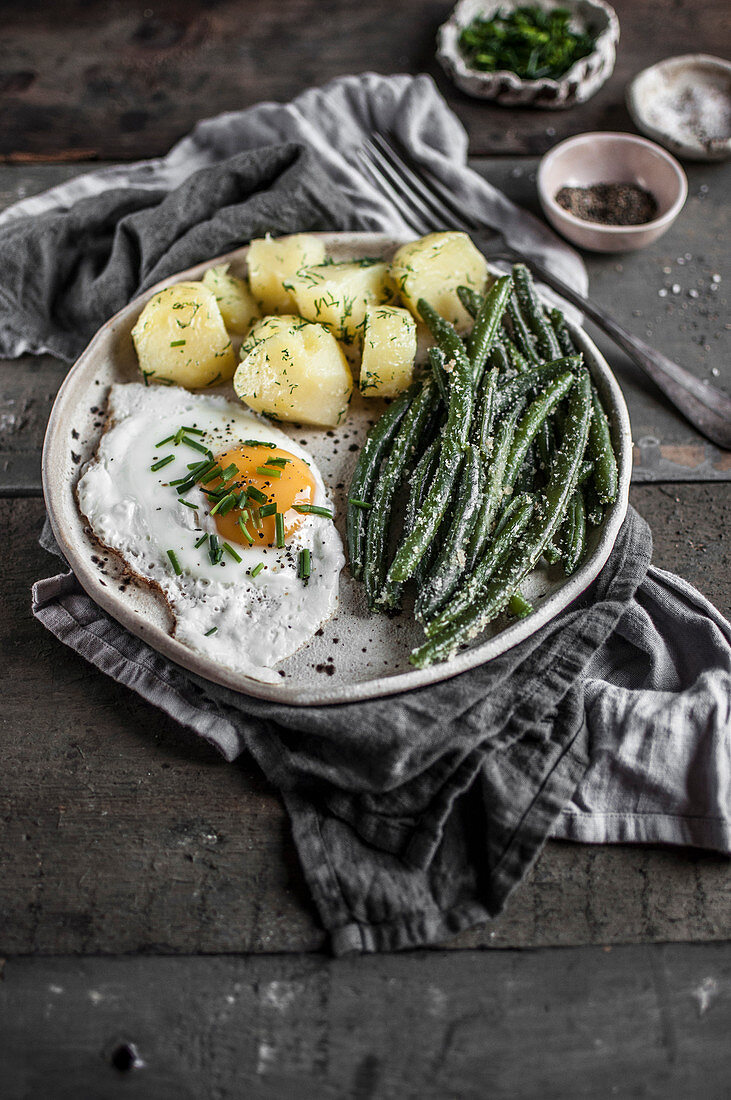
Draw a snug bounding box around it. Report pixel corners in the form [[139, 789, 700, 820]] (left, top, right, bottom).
[[155, 433, 177, 447], [181, 425, 205, 435], [208, 533, 222, 565], [222, 541, 242, 563], [194, 533, 209, 548], [348, 498, 373, 510], [151, 454, 175, 471], [246, 485, 267, 505], [199, 465, 223, 484], [250, 561, 264, 578], [166, 549, 182, 575], [210, 492, 237, 516], [182, 436, 211, 455], [171, 462, 207, 484], [243, 439, 276, 449], [275, 512, 285, 548], [259, 502, 277, 517], [204, 627, 217, 636], [298, 548, 311, 582], [256, 464, 283, 478], [175, 479, 197, 495], [220, 464, 239, 483], [170, 339, 186, 347], [266, 457, 290, 468], [250, 506, 263, 530], [190, 458, 217, 480], [236, 490, 248, 508], [219, 495, 238, 516], [238, 516, 254, 544], [293, 504, 334, 518], [174, 427, 185, 445], [179, 499, 198, 510]]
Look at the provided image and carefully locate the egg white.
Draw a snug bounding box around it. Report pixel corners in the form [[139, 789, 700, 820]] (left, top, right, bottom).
[[77, 383, 344, 682]]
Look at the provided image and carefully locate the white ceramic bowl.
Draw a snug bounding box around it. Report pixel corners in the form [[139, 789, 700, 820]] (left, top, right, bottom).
[[627, 54, 731, 162], [538, 132, 688, 252], [437, 0, 619, 108]]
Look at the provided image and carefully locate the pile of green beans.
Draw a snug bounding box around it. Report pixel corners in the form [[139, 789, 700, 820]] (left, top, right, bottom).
[[346, 262, 619, 667]]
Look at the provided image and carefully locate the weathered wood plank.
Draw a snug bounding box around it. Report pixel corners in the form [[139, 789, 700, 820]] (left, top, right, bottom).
[[0, 0, 728, 159], [1, 946, 730, 1099], [1, 489, 729, 955]]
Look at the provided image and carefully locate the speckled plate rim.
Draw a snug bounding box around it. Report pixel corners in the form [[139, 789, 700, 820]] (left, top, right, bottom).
[[43, 232, 631, 706]]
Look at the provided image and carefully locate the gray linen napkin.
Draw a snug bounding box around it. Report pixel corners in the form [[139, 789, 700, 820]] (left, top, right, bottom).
[[6, 73, 729, 952]]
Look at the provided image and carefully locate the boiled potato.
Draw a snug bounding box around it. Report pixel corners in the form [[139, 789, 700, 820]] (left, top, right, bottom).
[[247, 234, 326, 314], [202, 264, 259, 335], [285, 260, 391, 345], [234, 315, 353, 428], [389, 231, 488, 333], [131, 282, 236, 388], [360, 306, 417, 398]]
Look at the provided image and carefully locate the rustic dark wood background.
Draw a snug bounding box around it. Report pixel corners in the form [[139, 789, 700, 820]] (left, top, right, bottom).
[[1, 2, 730, 1097]]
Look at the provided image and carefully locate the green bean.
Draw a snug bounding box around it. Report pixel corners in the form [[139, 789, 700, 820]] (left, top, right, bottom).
[[563, 489, 586, 575], [504, 336, 532, 374], [513, 263, 562, 361], [488, 340, 510, 374], [494, 355, 582, 413], [346, 382, 418, 580], [416, 445, 483, 622], [466, 399, 524, 571], [472, 366, 499, 453], [412, 370, 592, 666], [584, 482, 605, 528], [588, 386, 618, 504], [379, 438, 439, 611], [505, 291, 539, 362], [412, 441, 442, 589], [418, 298, 469, 382], [363, 380, 438, 608], [457, 285, 483, 319], [550, 307, 578, 357], [383, 305, 475, 586], [493, 490, 535, 541], [425, 493, 534, 635], [502, 371, 575, 492], [466, 275, 513, 383], [428, 346, 450, 407], [508, 592, 533, 619]]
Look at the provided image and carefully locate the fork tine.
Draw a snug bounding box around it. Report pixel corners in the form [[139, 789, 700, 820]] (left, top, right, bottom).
[[371, 132, 485, 234], [356, 147, 433, 237], [360, 140, 448, 235], [366, 135, 458, 234]]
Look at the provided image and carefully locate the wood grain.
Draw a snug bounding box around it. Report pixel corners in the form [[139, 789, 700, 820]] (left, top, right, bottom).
[[0, 0, 729, 159], [1, 946, 730, 1098], [2, 490, 729, 955]]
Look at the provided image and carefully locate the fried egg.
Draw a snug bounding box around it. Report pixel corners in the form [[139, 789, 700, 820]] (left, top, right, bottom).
[[76, 383, 344, 682]]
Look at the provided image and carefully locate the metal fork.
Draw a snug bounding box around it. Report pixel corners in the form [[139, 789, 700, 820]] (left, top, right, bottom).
[[358, 132, 731, 450]]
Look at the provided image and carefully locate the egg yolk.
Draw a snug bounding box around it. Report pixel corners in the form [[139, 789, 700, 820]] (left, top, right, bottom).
[[210, 444, 316, 548]]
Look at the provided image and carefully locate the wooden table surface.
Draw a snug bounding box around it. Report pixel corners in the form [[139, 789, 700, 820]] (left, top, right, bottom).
[[1, 3, 730, 1097]]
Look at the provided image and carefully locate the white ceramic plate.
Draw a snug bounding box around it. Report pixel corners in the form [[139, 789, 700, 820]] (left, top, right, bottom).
[[43, 233, 631, 705]]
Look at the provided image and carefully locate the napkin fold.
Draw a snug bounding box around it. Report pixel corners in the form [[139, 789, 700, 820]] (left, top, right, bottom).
[[7, 73, 730, 952]]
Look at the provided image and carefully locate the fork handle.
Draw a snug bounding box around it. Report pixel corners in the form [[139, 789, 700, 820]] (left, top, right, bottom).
[[482, 244, 731, 451]]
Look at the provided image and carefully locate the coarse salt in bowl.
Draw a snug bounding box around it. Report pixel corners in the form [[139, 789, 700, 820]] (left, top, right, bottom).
[[538, 132, 688, 252]]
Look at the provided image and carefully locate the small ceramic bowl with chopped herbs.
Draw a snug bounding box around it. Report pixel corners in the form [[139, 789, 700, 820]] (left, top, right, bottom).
[[437, 0, 620, 108], [538, 132, 688, 252]]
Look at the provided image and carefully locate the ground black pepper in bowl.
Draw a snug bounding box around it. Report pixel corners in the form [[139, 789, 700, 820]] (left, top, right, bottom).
[[555, 182, 659, 226]]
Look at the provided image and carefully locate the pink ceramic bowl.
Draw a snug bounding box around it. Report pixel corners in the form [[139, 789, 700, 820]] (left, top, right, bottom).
[[538, 131, 688, 252]]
